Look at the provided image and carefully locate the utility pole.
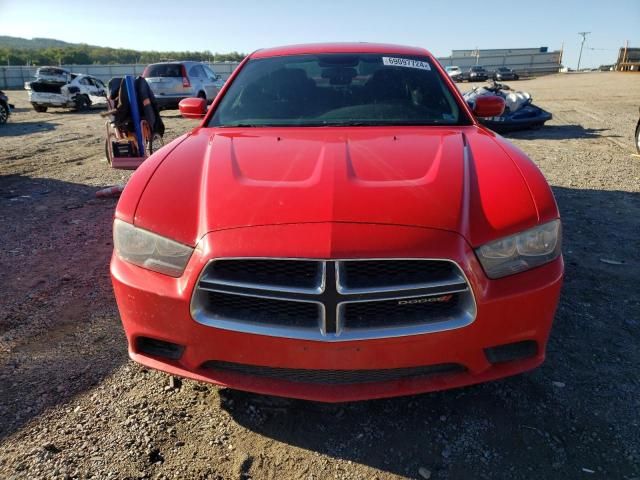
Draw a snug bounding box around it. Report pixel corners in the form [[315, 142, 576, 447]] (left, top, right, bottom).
[[577, 32, 590, 71]]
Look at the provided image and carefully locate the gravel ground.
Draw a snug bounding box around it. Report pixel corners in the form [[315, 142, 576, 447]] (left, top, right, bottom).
[[0, 72, 639, 480]]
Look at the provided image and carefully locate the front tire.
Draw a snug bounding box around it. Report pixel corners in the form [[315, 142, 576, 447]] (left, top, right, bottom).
[[635, 120, 640, 154], [74, 95, 91, 111], [32, 104, 48, 113], [0, 102, 8, 124]]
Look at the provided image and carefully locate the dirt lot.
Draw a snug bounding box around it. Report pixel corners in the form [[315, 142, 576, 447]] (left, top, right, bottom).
[[1, 72, 639, 480]]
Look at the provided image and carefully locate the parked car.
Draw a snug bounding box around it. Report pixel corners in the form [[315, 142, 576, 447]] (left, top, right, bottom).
[[635, 107, 640, 153], [142, 61, 224, 109], [26, 71, 108, 112], [463, 65, 489, 82], [445, 65, 462, 81], [111, 43, 563, 402], [493, 67, 519, 81], [31, 66, 71, 83], [0, 90, 13, 124]]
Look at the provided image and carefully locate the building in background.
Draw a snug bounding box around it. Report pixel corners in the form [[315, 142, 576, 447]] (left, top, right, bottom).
[[437, 47, 562, 75], [616, 45, 640, 71]]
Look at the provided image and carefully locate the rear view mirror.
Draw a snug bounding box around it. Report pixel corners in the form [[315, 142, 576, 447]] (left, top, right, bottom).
[[473, 95, 505, 118], [179, 97, 206, 119]]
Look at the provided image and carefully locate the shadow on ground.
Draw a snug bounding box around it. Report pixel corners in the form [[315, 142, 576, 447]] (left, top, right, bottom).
[[504, 125, 620, 141], [0, 174, 126, 441], [6, 107, 31, 113], [0, 121, 59, 137], [220, 186, 640, 479], [55, 107, 107, 116]]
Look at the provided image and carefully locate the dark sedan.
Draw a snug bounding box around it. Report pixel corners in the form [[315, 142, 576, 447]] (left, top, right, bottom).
[[493, 67, 520, 81], [463, 66, 489, 82], [0, 90, 12, 124], [635, 107, 640, 154]]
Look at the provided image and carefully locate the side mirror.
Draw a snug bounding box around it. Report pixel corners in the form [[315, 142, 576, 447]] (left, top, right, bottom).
[[473, 95, 505, 118], [179, 97, 206, 119]]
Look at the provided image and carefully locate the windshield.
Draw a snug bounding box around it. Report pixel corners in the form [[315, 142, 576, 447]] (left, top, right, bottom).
[[143, 64, 183, 78], [209, 54, 469, 127]]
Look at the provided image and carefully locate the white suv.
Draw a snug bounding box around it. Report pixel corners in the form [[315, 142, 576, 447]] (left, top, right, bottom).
[[142, 61, 224, 109], [27, 72, 107, 112]]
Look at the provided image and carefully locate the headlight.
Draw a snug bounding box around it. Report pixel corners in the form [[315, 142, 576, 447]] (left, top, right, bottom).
[[113, 219, 194, 277], [475, 220, 561, 279]]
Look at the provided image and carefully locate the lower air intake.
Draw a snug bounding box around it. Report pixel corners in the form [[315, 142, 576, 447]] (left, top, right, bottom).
[[202, 360, 466, 385], [484, 340, 538, 364]]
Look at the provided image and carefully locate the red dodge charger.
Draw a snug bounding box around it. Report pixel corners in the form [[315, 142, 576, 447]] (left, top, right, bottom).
[[111, 43, 563, 402]]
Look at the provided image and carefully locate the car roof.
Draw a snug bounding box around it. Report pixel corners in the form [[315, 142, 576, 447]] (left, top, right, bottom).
[[38, 66, 70, 72], [148, 61, 199, 65], [251, 43, 432, 59], [70, 74, 100, 80]]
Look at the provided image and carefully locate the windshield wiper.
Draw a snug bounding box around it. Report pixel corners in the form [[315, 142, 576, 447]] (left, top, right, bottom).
[[219, 123, 262, 128], [324, 121, 374, 126], [315, 121, 436, 127]]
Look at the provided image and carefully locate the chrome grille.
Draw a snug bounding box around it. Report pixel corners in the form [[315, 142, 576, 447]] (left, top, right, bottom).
[[191, 259, 476, 341]]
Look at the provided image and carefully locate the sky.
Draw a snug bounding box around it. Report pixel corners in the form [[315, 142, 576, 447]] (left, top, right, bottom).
[[1, 0, 638, 68]]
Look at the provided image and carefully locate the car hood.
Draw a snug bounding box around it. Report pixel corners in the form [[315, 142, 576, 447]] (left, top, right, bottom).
[[134, 126, 541, 247]]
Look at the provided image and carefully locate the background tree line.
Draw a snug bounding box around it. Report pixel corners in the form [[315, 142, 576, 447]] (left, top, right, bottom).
[[0, 36, 246, 65]]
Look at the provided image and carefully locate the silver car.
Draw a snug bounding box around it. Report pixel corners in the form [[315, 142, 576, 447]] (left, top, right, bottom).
[[142, 61, 224, 109], [445, 65, 462, 82]]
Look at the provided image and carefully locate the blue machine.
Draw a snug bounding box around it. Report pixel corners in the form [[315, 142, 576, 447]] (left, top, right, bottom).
[[124, 75, 144, 157]]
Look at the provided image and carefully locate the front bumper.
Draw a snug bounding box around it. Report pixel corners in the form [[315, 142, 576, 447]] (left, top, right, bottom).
[[111, 223, 563, 402]]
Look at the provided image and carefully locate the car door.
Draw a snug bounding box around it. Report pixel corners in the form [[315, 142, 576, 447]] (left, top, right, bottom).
[[77, 77, 94, 97], [88, 77, 107, 105], [188, 65, 209, 99], [202, 65, 221, 99]]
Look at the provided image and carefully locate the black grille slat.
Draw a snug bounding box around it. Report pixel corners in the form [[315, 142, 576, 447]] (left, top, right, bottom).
[[339, 260, 458, 291], [343, 295, 461, 329], [203, 360, 465, 385], [204, 291, 320, 328], [206, 259, 320, 290]]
